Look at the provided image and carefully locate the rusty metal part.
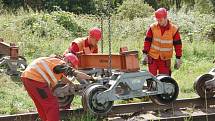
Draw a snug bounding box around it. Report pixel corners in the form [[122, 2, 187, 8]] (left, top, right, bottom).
[[76, 49, 140, 72], [1, 97, 215, 121], [0, 39, 19, 59], [0, 39, 27, 76]]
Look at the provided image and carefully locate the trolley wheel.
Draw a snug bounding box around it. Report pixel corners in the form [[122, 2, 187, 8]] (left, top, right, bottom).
[[150, 76, 179, 105], [194, 74, 214, 98], [53, 83, 74, 109], [82, 84, 113, 115]]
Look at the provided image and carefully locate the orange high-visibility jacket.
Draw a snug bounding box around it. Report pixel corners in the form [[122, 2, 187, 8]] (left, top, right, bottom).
[[72, 37, 98, 53], [148, 22, 178, 60], [21, 57, 65, 88]]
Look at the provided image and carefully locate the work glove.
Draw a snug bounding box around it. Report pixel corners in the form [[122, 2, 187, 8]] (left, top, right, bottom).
[[64, 67, 75, 76], [142, 53, 148, 65], [174, 58, 182, 69], [53, 64, 75, 76], [89, 76, 100, 82]]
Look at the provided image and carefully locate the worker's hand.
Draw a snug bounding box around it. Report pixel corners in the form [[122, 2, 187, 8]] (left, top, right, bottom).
[[142, 54, 148, 65], [174, 58, 182, 69]]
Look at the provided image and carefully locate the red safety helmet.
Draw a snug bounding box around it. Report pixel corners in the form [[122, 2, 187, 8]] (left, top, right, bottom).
[[155, 8, 167, 20], [88, 27, 102, 41], [64, 53, 79, 67]]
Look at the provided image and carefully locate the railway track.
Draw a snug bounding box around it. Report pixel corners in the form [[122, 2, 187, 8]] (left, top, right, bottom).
[[1, 97, 215, 121]]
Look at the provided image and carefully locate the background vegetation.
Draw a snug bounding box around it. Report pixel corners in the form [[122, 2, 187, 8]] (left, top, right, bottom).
[[0, 1, 214, 120]]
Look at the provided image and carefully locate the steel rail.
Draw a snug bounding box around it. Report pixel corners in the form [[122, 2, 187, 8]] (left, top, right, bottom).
[[1, 97, 215, 121], [0, 109, 84, 121], [156, 112, 215, 121], [110, 97, 215, 115]]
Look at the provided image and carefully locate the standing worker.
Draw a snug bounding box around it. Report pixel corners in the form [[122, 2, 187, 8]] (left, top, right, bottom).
[[63, 27, 102, 55], [142, 8, 182, 76], [21, 53, 94, 121]]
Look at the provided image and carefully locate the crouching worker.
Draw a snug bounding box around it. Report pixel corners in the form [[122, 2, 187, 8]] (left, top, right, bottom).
[[21, 53, 94, 121]]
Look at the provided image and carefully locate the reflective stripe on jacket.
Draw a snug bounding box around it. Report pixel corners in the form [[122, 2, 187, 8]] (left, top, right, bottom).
[[21, 57, 65, 88], [149, 22, 178, 60], [72, 37, 98, 53]]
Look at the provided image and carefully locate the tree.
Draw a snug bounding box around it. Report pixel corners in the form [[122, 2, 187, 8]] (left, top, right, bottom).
[[144, 0, 158, 9]]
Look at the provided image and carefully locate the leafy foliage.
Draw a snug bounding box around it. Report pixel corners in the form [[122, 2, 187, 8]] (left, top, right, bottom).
[[202, 24, 215, 42], [169, 9, 215, 43], [1, 0, 124, 15], [44, 0, 97, 14], [116, 0, 154, 20], [144, 0, 159, 9], [1, 0, 215, 16], [194, 0, 214, 14], [0, 10, 88, 59]]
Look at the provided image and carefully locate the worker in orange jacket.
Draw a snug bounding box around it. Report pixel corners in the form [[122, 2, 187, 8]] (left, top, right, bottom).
[[63, 27, 102, 55], [142, 8, 182, 76], [21, 53, 94, 121]]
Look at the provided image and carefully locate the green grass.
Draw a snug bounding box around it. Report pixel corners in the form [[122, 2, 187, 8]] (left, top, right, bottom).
[[172, 41, 215, 98], [0, 74, 34, 114]]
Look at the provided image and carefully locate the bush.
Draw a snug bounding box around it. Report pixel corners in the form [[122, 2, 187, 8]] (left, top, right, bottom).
[[51, 11, 86, 36], [194, 0, 214, 14], [202, 24, 215, 42], [168, 9, 215, 43], [116, 0, 154, 20], [0, 10, 88, 59], [22, 11, 85, 37]]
